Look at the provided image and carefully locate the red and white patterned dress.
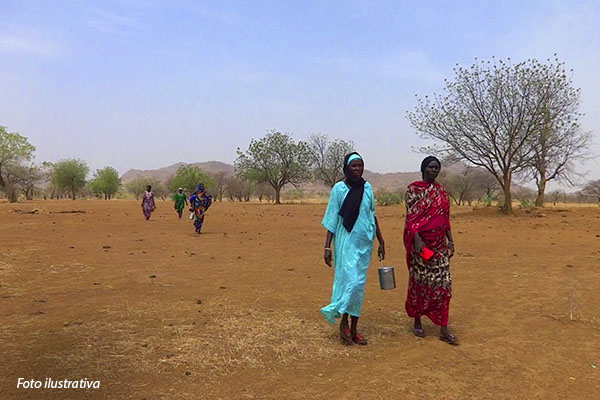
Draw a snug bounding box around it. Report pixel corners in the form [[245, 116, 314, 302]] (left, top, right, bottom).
[[403, 181, 452, 326]]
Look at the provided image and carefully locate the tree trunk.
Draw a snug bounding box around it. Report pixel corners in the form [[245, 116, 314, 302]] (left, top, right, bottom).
[[72, 185, 76, 200], [535, 174, 547, 207], [275, 187, 281, 204], [501, 176, 512, 215], [8, 189, 18, 203]]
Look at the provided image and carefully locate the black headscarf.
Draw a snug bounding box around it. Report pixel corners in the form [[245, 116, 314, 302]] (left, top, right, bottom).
[[420, 156, 441, 180], [338, 152, 365, 232]]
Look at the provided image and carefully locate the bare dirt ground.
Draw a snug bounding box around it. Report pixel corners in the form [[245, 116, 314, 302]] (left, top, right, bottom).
[[1, 199, 599, 399]]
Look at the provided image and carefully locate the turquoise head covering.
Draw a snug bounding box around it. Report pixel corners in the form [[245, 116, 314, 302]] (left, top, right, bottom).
[[346, 153, 362, 165]]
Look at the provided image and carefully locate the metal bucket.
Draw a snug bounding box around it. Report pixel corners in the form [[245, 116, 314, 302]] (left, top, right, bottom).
[[378, 266, 396, 290]]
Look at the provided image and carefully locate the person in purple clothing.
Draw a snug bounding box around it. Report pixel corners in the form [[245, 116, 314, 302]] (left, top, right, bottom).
[[141, 185, 156, 220], [189, 184, 212, 233]]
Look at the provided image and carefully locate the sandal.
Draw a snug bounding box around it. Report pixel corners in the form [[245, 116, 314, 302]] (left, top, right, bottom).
[[340, 328, 353, 345], [351, 332, 368, 345], [439, 333, 458, 345], [413, 327, 426, 338]]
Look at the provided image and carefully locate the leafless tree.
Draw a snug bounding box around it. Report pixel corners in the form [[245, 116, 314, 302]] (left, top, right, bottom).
[[255, 182, 275, 202], [14, 164, 44, 200], [549, 190, 566, 205], [519, 57, 592, 206], [408, 57, 574, 214], [471, 167, 500, 200], [226, 176, 250, 202], [439, 170, 473, 205], [511, 186, 536, 202], [308, 134, 355, 187], [211, 171, 228, 202], [582, 180, 600, 205]]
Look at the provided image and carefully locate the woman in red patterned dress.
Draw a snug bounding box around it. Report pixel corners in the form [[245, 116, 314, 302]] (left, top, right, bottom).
[[403, 156, 458, 345]]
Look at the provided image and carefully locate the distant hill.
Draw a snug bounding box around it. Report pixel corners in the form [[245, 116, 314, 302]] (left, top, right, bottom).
[[121, 160, 422, 192], [120, 158, 506, 195], [121, 161, 235, 184], [363, 170, 421, 192]]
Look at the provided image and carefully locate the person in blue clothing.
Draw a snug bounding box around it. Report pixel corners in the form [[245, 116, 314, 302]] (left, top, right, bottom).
[[321, 152, 385, 345], [189, 184, 212, 234]]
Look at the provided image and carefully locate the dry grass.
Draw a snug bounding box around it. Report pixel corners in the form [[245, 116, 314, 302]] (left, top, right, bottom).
[[14, 303, 351, 381], [169, 305, 349, 376]]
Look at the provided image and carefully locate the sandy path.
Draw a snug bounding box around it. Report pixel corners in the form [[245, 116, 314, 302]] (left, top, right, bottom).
[[0, 200, 599, 399]]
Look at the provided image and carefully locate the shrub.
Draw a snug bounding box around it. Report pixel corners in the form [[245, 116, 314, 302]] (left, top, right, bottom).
[[481, 194, 494, 207], [284, 188, 304, 201], [519, 198, 534, 209], [376, 191, 402, 206]]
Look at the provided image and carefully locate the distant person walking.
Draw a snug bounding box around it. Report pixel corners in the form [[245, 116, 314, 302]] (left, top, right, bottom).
[[189, 184, 212, 234], [173, 187, 188, 218], [403, 156, 457, 345], [141, 185, 156, 220], [321, 152, 385, 345]]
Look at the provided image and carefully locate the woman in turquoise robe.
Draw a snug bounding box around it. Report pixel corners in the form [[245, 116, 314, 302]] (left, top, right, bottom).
[[321, 152, 385, 345]]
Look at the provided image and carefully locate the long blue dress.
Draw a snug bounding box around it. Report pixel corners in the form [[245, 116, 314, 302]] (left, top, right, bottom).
[[321, 181, 377, 323]]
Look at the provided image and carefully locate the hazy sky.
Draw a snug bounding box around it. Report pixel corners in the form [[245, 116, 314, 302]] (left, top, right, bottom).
[[1, 0, 599, 187]]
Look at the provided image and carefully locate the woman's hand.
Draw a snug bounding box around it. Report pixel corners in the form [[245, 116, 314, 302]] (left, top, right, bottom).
[[324, 248, 333, 267], [377, 242, 385, 261], [447, 241, 455, 258]]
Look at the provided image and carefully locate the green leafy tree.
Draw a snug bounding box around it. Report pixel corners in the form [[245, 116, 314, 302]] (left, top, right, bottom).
[[308, 134, 355, 187], [169, 165, 215, 194], [40, 161, 63, 199], [51, 159, 89, 200], [89, 167, 122, 200], [407, 57, 575, 214], [0, 126, 36, 202], [235, 130, 312, 204]]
